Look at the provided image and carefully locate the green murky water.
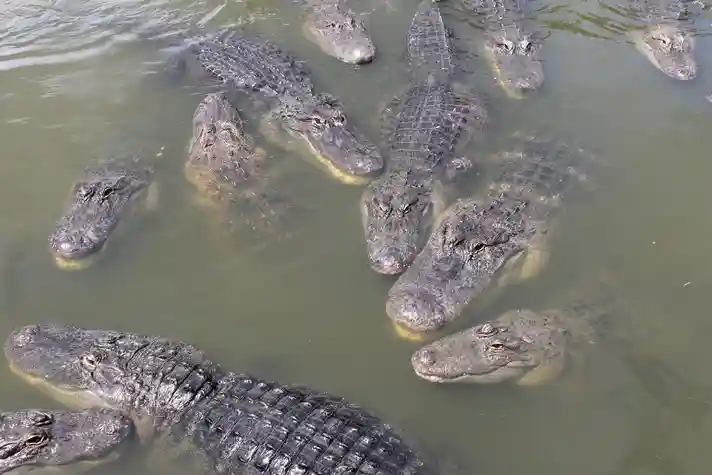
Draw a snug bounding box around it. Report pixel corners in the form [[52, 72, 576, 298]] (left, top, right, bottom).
[[2, 0, 712, 474]]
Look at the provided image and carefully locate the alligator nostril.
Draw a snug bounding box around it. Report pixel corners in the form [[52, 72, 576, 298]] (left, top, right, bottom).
[[57, 241, 75, 253]]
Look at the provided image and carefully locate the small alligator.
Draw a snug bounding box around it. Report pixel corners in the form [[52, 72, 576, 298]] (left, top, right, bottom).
[[626, 0, 697, 80], [0, 407, 134, 474], [186, 92, 288, 233], [411, 306, 597, 385], [175, 29, 383, 185], [301, 0, 376, 64], [4, 323, 433, 475], [360, 1, 487, 275], [386, 135, 594, 338], [454, 0, 545, 98], [49, 155, 157, 271]]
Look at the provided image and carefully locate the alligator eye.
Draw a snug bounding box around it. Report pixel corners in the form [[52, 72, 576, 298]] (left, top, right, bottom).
[[521, 41, 533, 53], [311, 117, 324, 127], [489, 341, 505, 350], [80, 353, 99, 370], [477, 323, 496, 336], [497, 41, 513, 53], [29, 412, 53, 427], [24, 433, 48, 447]]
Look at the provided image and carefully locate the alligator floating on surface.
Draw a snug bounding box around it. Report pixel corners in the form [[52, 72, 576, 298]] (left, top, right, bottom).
[[0, 407, 134, 474], [175, 29, 383, 185], [411, 306, 597, 385], [186, 92, 289, 233], [626, 0, 697, 80], [300, 0, 376, 64], [49, 155, 157, 271], [4, 323, 434, 475], [360, 1, 487, 276], [455, 0, 545, 98], [386, 135, 594, 338]]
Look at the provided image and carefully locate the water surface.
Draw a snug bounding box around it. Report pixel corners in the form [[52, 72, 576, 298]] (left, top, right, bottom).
[[1, 0, 712, 474]]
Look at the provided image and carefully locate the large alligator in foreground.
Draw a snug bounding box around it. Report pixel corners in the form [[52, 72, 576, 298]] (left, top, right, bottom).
[[626, 0, 697, 80], [386, 135, 595, 338], [185, 92, 289, 233], [360, 1, 487, 275], [0, 407, 134, 474], [300, 0, 376, 64], [49, 155, 157, 271], [175, 29, 383, 185], [451, 0, 545, 98], [4, 324, 433, 475]]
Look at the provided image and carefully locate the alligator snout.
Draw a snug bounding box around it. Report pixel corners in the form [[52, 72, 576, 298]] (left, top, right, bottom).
[[334, 42, 375, 65], [50, 233, 100, 261], [369, 246, 410, 275], [386, 291, 447, 333], [412, 348, 436, 368]]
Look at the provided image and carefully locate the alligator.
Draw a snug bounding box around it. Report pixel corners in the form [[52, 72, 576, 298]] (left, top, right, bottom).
[[453, 0, 545, 98], [360, 1, 487, 275], [300, 0, 376, 64], [186, 92, 288, 233], [625, 0, 697, 80], [4, 323, 433, 475], [173, 29, 383, 185], [0, 407, 134, 474], [49, 155, 157, 271], [411, 307, 594, 385], [386, 135, 594, 338]]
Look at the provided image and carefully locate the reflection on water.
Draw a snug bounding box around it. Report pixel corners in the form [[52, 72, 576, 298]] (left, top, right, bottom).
[[2, 0, 712, 474]]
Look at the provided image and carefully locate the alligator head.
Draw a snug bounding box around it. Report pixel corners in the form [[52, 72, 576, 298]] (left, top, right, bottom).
[[386, 197, 527, 334], [360, 170, 438, 275], [302, 4, 375, 64], [633, 23, 696, 80], [186, 93, 264, 194], [0, 408, 133, 474], [411, 309, 569, 385], [4, 324, 214, 418], [278, 95, 383, 183], [49, 162, 153, 271], [484, 26, 544, 98]]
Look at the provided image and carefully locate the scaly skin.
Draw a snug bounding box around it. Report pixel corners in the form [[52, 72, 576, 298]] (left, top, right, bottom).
[[386, 136, 594, 337], [0, 408, 133, 474], [48, 156, 155, 271], [178, 30, 383, 185], [301, 0, 375, 64], [185, 93, 286, 232], [411, 309, 571, 386], [360, 2, 487, 278], [4, 324, 433, 475], [626, 0, 697, 80], [458, 0, 544, 98]]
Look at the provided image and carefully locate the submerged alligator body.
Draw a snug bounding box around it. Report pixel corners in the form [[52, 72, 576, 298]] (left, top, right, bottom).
[[386, 135, 594, 335], [0, 407, 133, 474], [49, 156, 156, 271], [177, 29, 383, 185], [456, 0, 545, 98], [361, 1, 487, 276], [626, 0, 697, 80], [186, 93, 288, 232], [5, 324, 432, 475], [300, 0, 376, 64]]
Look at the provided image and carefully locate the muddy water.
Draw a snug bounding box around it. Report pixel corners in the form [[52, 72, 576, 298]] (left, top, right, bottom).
[[1, 0, 712, 474]]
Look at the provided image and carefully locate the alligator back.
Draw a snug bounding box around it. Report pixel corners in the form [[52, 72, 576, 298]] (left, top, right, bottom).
[[407, 0, 454, 84], [485, 135, 594, 221], [627, 0, 693, 22], [92, 334, 433, 475], [189, 31, 315, 100], [382, 83, 487, 172]]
